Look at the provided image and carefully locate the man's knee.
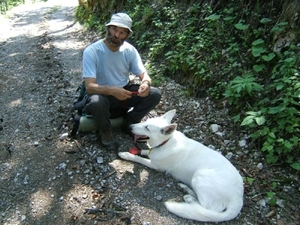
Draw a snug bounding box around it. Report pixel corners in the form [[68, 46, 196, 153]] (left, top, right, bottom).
[[86, 95, 109, 112], [150, 87, 162, 105]]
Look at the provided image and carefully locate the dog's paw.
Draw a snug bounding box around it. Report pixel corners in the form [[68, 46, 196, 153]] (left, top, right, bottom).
[[177, 183, 191, 193], [177, 183, 197, 198], [183, 194, 197, 203], [178, 183, 188, 190], [118, 152, 136, 161]]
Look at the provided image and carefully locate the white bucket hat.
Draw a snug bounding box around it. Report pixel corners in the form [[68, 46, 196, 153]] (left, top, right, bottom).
[[105, 13, 133, 37]]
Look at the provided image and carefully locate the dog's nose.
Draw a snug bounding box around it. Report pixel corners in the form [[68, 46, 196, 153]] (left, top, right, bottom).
[[129, 125, 133, 130]]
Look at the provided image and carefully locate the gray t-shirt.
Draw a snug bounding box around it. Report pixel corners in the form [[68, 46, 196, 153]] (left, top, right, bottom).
[[82, 39, 145, 87]]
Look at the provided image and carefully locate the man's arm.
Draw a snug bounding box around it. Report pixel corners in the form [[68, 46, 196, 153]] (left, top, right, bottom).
[[85, 78, 132, 101], [139, 71, 152, 86], [138, 72, 151, 97]]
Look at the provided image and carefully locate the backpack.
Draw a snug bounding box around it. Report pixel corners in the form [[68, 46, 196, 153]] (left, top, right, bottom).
[[73, 80, 88, 115], [71, 80, 89, 136], [70, 81, 126, 136]]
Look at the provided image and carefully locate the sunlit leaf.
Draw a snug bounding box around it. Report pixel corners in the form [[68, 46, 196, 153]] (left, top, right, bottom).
[[268, 132, 276, 139], [255, 116, 266, 125], [205, 14, 220, 21], [268, 105, 286, 114], [235, 23, 249, 30], [291, 163, 300, 170], [246, 111, 260, 116], [241, 116, 254, 126], [276, 83, 284, 90], [252, 39, 264, 46], [260, 18, 272, 23], [262, 53, 275, 61], [253, 64, 265, 72], [252, 45, 265, 57]]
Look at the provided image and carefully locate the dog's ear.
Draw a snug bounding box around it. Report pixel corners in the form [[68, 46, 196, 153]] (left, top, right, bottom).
[[161, 124, 177, 135], [162, 109, 176, 123]]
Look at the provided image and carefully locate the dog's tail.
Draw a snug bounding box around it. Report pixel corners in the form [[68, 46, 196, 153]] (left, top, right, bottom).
[[164, 198, 243, 222]]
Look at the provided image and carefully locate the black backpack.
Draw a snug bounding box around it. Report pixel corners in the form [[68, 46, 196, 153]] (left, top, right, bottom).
[[70, 82, 140, 136], [71, 80, 88, 136]]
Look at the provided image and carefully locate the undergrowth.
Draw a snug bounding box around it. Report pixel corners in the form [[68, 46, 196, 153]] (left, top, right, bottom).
[[75, 0, 300, 169], [0, 0, 23, 14]]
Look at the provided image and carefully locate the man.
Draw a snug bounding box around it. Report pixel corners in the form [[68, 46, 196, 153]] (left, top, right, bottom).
[[82, 12, 162, 150]]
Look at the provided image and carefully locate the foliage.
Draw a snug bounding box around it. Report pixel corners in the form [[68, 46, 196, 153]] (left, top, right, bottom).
[[240, 47, 300, 165], [224, 73, 263, 105], [0, 0, 23, 14], [75, 0, 300, 169]]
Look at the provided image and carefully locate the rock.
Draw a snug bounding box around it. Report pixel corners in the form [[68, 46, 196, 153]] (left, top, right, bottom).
[[257, 163, 263, 170], [239, 139, 247, 147], [23, 175, 29, 184], [257, 199, 266, 207], [59, 132, 69, 140], [59, 163, 67, 170], [225, 152, 233, 160], [276, 199, 285, 208], [155, 195, 163, 201], [96, 157, 103, 164], [210, 124, 220, 133]]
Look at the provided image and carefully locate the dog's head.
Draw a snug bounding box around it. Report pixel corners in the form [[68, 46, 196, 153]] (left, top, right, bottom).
[[130, 109, 177, 147]]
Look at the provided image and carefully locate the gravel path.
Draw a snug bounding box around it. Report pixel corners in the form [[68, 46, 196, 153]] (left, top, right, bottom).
[[0, 1, 299, 225]]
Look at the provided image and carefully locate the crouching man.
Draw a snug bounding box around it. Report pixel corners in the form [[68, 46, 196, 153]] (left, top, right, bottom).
[[82, 12, 161, 150]]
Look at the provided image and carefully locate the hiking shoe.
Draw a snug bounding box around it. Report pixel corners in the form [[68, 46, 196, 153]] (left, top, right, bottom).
[[100, 127, 119, 150]]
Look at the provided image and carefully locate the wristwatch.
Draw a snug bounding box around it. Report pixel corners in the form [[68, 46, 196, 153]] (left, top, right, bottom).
[[141, 80, 151, 86]]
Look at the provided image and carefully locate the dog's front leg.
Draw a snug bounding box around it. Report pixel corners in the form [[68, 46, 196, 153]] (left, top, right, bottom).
[[118, 152, 158, 170]]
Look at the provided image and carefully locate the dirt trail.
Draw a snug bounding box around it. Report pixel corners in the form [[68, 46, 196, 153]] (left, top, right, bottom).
[[0, 1, 299, 225], [0, 1, 88, 224]]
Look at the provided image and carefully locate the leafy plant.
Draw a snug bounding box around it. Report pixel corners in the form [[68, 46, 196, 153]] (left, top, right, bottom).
[[244, 177, 255, 185], [240, 48, 300, 167], [224, 73, 263, 104], [0, 0, 29, 14], [267, 191, 277, 207]]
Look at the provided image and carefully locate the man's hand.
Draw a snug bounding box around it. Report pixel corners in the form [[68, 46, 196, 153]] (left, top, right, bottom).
[[138, 72, 151, 97], [138, 83, 150, 97], [112, 87, 133, 100]]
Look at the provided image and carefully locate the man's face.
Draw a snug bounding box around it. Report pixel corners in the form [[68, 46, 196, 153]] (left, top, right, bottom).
[[106, 26, 129, 47]]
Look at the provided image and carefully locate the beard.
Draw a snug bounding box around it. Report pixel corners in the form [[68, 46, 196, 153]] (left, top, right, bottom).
[[105, 30, 126, 48]]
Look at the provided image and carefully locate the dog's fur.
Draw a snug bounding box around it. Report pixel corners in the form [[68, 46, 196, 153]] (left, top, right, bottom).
[[118, 109, 244, 222]]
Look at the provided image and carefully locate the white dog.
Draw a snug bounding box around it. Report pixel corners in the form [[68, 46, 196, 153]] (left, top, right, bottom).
[[118, 109, 244, 222]]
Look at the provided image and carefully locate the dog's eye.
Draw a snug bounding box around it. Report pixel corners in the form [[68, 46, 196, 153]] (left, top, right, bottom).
[[145, 125, 149, 131]]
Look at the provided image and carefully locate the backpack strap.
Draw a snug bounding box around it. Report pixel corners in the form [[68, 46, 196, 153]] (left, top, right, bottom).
[[71, 113, 81, 137], [73, 94, 89, 111], [71, 81, 88, 137]]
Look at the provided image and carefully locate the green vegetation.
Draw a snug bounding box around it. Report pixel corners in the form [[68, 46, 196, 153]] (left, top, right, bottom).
[[75, 0, 300, 170], [0, 0, 23, 13]]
